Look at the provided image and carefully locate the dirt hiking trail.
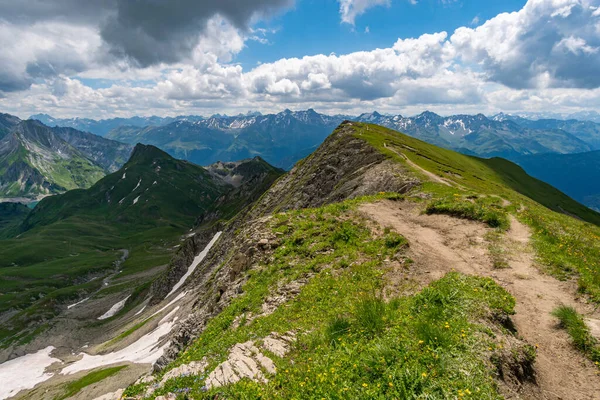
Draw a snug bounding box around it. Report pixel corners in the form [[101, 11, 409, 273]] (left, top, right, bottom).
[[360, 200, 600, 400]]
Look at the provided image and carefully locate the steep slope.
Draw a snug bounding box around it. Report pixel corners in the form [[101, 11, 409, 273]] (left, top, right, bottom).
[[0, 120, 106, 199], [113, 121, 600, 400], [0, 145, 282, 352], [51, 126, 132, 172], [22, 144, 227, 230], [0, 113, 20, 139], [514, 150, 600, 211], [0, 115, 133, 200], [0, 202, 29, 237]]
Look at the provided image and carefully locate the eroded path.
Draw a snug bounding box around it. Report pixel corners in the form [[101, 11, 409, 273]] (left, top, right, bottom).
[[360, 200, 600, 400]]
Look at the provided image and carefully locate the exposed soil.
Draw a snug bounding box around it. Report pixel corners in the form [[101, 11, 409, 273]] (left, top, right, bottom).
[[386, 146, 452, 187], [360, 200, 600, 400]]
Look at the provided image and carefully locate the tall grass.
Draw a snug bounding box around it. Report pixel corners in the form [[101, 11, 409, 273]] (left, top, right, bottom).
[[552, 305, 600, 363]]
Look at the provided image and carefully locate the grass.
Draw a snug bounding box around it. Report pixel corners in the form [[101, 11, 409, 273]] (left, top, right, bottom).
[[118, 121, 600, 398], [353, 122, 600, 302], [125, 199, 521, 399], [54, 365, 127, 400], [552, 305, 600, 365], [425, 196, 509, 229], [104, 316, 155, 348]]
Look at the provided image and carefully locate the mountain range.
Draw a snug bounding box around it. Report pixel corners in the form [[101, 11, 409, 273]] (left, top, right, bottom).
[[513, 151, 600, 212], [0, 115, 132, 200], [20, 109, 600, 210], [35, 109, 600, 167]]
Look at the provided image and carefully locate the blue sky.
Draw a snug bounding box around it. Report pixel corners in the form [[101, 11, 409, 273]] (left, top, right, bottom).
[[240, 0, 527, 67], [0, 0, 599, 118]]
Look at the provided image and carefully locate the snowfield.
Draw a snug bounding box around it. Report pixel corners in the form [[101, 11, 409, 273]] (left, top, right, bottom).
[[67, 297, 89, 309], [166, 231, 222, 298], [62, 311, 179, 375], [0, 346, 60, 400], [98, 295, 131, 320]]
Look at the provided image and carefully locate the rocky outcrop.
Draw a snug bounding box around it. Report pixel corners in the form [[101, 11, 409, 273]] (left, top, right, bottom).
[[251, 121, 419, 215], [149, 226, 223, 305], [148, 332, 294, 396]]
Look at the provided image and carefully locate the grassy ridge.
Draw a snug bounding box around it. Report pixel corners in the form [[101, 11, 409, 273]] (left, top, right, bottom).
[[354, 122, 600, 301], [126, 199, 523, 399], [122, 122, 600, 398]]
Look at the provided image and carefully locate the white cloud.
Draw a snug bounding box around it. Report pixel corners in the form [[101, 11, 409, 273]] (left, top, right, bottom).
[[2, 0, 600, 118], [338, 0, 390, 25], [450, 0, 600, 89]]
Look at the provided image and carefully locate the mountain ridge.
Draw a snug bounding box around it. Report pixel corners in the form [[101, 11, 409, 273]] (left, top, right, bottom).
[[0, 115, 133, 200]]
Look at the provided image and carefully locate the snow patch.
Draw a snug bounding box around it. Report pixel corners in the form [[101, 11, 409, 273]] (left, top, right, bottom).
[[133, 178, 142, 192], [67, 297, 90, 310], [134, 305, 147, 316], [166, 232, 222, 298], [133, 196, 140, 205], [159, 306, 180, 325], [151, 291, 186, 318], [0, 346, 60, 400], [98, 295, 130, 320], [121, 173, 126, 179], [61, 313, 178, 375]]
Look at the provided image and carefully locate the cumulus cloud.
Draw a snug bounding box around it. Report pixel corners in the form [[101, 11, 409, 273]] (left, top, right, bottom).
[[99, 0, 293, 66], [2, 0, 600, 117], [245, 32, 451, 101], [0, 21, 101, 92], [450, 0, 600, 89], [338, 0, 390, 25], [0, 0, 293, 93]]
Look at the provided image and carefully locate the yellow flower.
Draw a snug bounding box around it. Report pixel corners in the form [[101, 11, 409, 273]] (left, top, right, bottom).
[[362, 383, 368, 388], [389, 382, 394, 387], [418, 340, 424, 345], [421, 372, 428, 378]]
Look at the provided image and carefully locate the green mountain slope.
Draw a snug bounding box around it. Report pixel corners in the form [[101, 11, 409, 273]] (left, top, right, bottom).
[[123, 122, 600, 400], [0, 145, 283, 348], [0, 120, 106, 198], [0, 117, 133, 200], [0, 202, 29, 237], [513, 150, 600, 211]]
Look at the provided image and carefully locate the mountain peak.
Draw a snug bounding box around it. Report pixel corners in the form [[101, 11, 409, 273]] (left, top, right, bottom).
[[127, 143, 173, 165], [417, 111, 441, 119]]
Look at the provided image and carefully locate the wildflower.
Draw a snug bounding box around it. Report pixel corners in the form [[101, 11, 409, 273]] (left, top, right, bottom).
[[418, 340, 424, 345], [389, 382, 394, 387], [421, 372, 428, 378], [362, 383, 368, 388]]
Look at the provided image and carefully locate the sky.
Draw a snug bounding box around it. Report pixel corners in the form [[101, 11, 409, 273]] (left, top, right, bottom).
[[0, 0, 599, 119]]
